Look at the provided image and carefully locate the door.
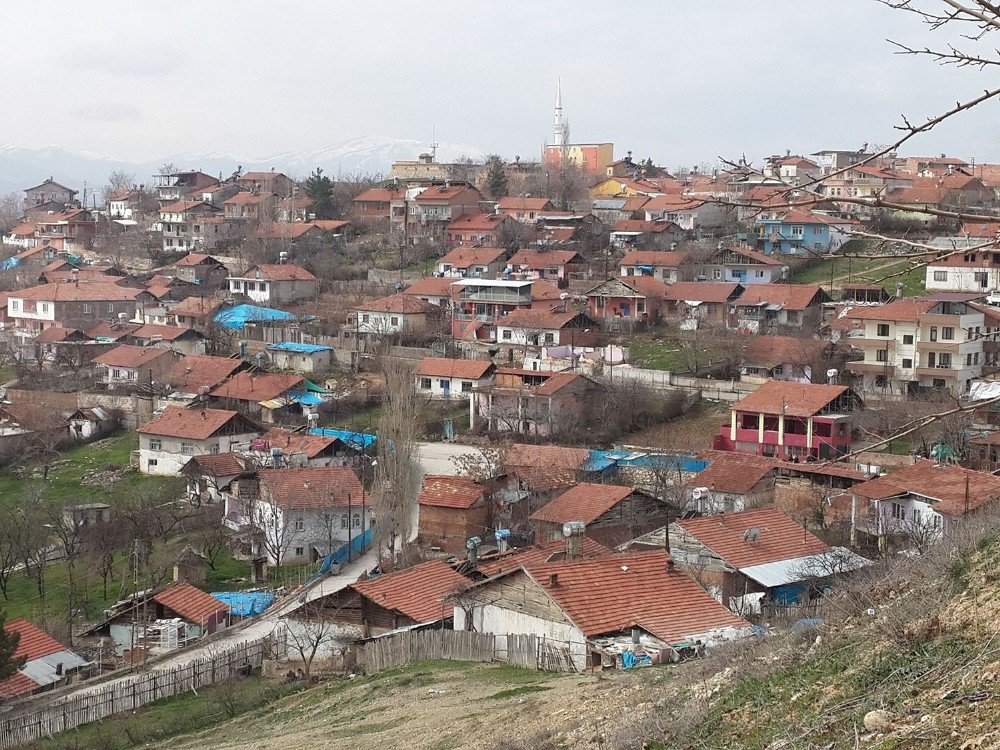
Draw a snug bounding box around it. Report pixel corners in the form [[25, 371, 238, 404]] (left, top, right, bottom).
[[441, 379, 450, 397], [622, 302, 631, 317]]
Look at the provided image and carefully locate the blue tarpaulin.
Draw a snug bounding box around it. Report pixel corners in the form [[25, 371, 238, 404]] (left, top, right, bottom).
[[215, 304, 297, 330], [583, 449, 707, 474], [308, 427, 376, 450], [288, 390, 325, 406], [314, 528, 373, 578], [210, 591, 276, 617], [622, 651, 652, 669], [267, 342, 333, 354], [0, 257, 20, 271]]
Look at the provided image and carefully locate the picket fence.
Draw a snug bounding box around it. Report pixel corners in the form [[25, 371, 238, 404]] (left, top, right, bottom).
[[0, 635, 276, 750], [358, 629, 579, 674]]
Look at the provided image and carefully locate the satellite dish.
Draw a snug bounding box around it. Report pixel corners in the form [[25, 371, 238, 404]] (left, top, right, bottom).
[[466, 536, 481, 550], [691, 487, 709, 500]]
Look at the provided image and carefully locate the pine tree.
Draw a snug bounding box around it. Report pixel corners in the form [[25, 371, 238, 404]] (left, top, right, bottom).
[[304, 167, 335, 219], [0, 610, 25, 682], [485, 158, 509, 199]]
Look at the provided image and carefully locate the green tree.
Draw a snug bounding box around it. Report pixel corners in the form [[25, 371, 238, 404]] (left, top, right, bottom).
[[304, 167, 335, 219], [0, 610, 25, 682], [484, 157, 508, 199]]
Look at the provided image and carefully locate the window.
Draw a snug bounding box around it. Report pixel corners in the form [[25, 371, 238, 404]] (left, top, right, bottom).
[[294, 517, 304, 531], [877, 324, 889, 337], [111, 368, 122, 379], [876, 349, 888, 362], [461, 381, 472, 392], [390, 316, 399, 326], [82, 304, 91, 314], [902, 358, 913, 369], [361, 314, 370, 323], [755, 270, 765, 278], [939, 353, 952, 368], [903, 335, 914, 345], [933, 378, 946, 388], [968, 353, 973, 366], [933, 270, 947, 282], [891, 502, 904, 520], [942, 327, 954, 341], [147, 459, 158, 470], [294, 547, 305, 557], [930, 326, 938, 342], [975, 272, 989, 288], [974, 352, 980, 365], [420, 377, 431, 389], [501, 329, 512, 340], [712, 269, 723, 280], [149, 438, 162, 451], [790, 225, 804, 235], [544, 333, 555, 344], [10, 300, 18, 311], [340, 515, 348, 529], [107, 304, 114, 313], [352, 513, 361, 528]]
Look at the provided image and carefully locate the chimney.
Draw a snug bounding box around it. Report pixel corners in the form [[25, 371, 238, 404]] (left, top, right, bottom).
[[666, 559, 675, 571], [895, 282, 904, 298], [547, 572, 559, 586]]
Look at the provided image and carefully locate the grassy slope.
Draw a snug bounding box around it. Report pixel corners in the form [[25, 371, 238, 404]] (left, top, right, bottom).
[[788, 256, 926, 297]]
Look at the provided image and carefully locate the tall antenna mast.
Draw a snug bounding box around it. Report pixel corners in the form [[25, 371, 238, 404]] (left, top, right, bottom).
[[430, 126, 439, 162]]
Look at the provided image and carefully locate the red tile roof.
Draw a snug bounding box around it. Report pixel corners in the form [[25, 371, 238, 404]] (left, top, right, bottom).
[[588, 275, 671, 299], [530, 482, 635, 525], [237, 263, 316, 282], [531, 279, 564, 301], [490, 368, 588, 396], [733, 283, 825, 311], [5, 619, 67, 661], [357, 293, 433, 314], [33, 326, 88, 344], [497, 197, 554, 212], [153, 582, 229, 627], [208, 371, 303, 402], [846, 298, 937, 322], [475, 537, 611, 578], [850, 460, 1000, 516], [167, 355, 243, 391], [961, 221, 1000, 238], [13, 283, 146, 303], [742, 335, 827, 367], [224, 191, 274, 205], [132, 324, 199, 342], [688, 454, 777, 494], [664, 282, 742, 304], [258, 466, 364, 511], [724, 246, 786, 266], [418, 475, 486, 509], [174, 253, 222, 267], [84, 321, 141, 340], [675, 507, 829, 569], [619, 250, 688, 268], [139, 406, 254, 440], [523, 550, 750, 641], [403, 277, 454, 298], [508, 249, 584, 268], [446, 213, 510, 232], [262, 223, 318, 240], [505, 444, 589, 492], [171, 296, 224, 319], [311, 220, 351, 232], [438, 246, 506, 268], [642, 194, 707, 212], [0, 404, 69, 433], [160, 200, 215, 214], [415, 357, 494, 380], [0, 671, 40, 700], [354, 187, 404, 203], [498, 307, 588, 330], [350, 560, 467, 623], [415, 184, 480, 203], [732, 380, 850, 417], [92, 344, 176, 369], [181, 452, 247, 477], [258, 426, 342, 458]]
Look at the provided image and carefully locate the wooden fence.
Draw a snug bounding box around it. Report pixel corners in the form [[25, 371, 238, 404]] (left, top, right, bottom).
[[0, 635, 276, 750], [357, 630, 579, 675]]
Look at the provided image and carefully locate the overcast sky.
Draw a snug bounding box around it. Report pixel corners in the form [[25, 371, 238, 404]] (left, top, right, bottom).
[[4, 0, 998, 167]]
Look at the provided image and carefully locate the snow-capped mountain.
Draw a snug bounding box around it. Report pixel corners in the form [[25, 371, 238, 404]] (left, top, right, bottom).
[[0, 136, 486, 197]]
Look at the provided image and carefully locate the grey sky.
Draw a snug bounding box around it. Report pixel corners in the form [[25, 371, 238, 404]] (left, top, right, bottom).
[[4, 0, 998, 167]]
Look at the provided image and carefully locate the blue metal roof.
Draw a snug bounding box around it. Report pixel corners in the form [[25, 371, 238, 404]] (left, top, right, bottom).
[[267, 342, 333, 354], [584, 449, 707, 474], [308, 427, 377, 449], [214, 304, 296, 330]]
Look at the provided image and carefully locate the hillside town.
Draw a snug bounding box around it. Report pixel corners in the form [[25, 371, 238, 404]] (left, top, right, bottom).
[[1, 4, 1000, 748]]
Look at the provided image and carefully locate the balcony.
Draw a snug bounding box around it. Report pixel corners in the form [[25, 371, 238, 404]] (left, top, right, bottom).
[[846, 360, 898, 374], [915, 340, 965, 354], [914, 366, 961, 379]]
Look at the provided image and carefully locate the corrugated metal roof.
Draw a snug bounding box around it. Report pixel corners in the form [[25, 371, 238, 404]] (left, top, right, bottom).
[[738, 547, 871, 588]]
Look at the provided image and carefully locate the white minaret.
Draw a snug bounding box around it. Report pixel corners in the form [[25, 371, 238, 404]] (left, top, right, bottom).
[[553, 78, 567, 147]]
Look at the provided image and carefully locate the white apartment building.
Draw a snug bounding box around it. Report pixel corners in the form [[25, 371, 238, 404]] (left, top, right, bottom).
[[845, 295, 991, 398]]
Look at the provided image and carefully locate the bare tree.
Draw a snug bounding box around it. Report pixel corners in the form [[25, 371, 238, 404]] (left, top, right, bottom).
[[0, 192, 24, 234], [282, 601, 343, 676], [371, 358, 421, 565], [100, 170, 136, 207]]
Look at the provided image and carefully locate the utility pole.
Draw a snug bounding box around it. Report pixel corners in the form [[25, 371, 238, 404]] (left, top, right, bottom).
[[130, 539, 139, 671], [347, 492, 353, 564]]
